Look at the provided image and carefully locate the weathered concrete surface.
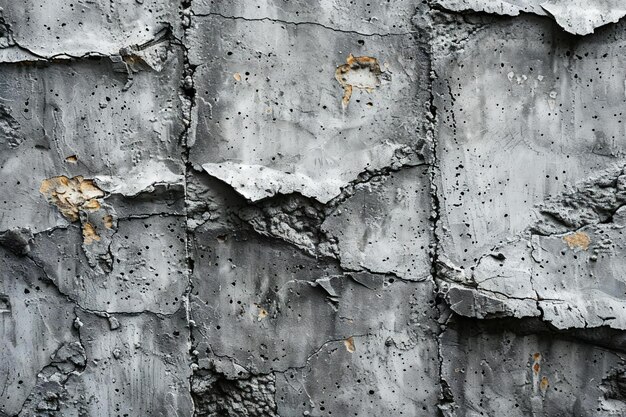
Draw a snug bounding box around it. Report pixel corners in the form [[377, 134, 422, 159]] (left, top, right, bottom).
[[187, 12, 430, 203], [434, 14, 626, 333], [440, 317, 626, 416], [0, 0, 183, 57], [2, 0, 626, 416]]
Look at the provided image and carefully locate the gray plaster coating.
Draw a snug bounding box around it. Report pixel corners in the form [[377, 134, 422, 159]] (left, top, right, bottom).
[[0, 0, 626, 416]]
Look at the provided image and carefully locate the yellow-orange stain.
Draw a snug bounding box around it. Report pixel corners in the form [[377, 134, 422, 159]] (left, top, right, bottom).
[[103, 215, 114, 229], [344, 337, 356, 353], [82, 223, 100, 245], [233, 72, 241, 82], [40, 176, 104, 222], [257, 306, 268, 321], [540, 376, 549, 391], [563, 232, 591, 250]]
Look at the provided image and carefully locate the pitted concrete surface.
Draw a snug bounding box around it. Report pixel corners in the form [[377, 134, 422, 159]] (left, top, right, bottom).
[[1, 1, 626, 416]]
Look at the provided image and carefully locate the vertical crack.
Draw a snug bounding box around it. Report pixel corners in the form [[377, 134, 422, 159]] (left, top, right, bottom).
[[178, 0, 198, 414]]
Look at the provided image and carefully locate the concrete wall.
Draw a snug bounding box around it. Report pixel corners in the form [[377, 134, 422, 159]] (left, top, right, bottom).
[[0, 1, 625, 416]]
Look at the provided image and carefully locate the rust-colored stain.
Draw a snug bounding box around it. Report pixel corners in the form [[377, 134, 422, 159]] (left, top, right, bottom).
[[257, 306, 268, 321], [563, 232, 591, 250], [103, 215, 114, 229], [540, 376, 549, 391], [344, 337, 356, 353], [233, 72, 241, 82], [532, 352, 541, 375], [65, 155, 78, 163], [82, 222, 101, 245], [40, 176, 104, 222], [335, 54, 382, 108]]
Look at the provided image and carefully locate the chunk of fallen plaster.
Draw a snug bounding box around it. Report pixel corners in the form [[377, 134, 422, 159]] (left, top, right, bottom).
[[433, 0, 544, 17], [202, 162, 344, 203], [94, 161, 184, 196]]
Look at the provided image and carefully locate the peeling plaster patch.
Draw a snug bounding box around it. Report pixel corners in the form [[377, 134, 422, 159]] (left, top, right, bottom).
[[434, 0, 626, 35], [40, 175, 117, 264], [40, 176, 104, 222], [94, 161, 184, 197], [562, 231, 590, 250], [237, 192, 335, 258], [335, 54, 383, 108], [82, 222, 101, 245], [433, 0, 545, 17], [202, 161, 342, 203], [541, 0, 626, 35]]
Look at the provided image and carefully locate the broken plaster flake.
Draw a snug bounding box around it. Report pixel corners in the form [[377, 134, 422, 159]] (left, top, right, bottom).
[[275, 334, 440, 416], [335, 54, 384, 108], [434, 0, 626, 35], [94, 163, 184, 197], [0, 247, 78, 416], [443, 283, 540, 319], [540, 0, 626, 35], [55, 310, 193, 416], [0, 0, 181, 57], [201, 161, 344, 203], [433, 0, 546, 16], [441, 320, 625, 417], [322, 166, 432, 280]]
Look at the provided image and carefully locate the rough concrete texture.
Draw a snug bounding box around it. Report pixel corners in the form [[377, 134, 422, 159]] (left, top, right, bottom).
[[1, 1, 626, 416]]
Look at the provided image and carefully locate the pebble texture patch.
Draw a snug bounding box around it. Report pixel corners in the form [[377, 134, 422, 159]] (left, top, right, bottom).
[[1, 1, 625, 416]]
